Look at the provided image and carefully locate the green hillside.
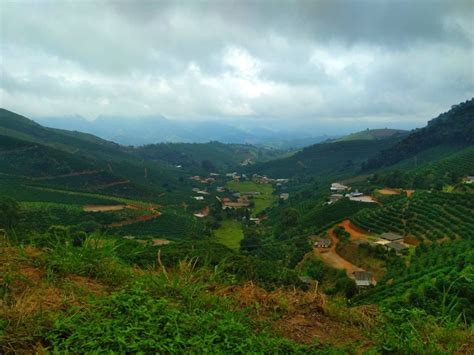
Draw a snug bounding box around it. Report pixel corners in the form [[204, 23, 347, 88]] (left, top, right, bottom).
[[364, 99, 474, 170], [246, 137, 403, 179], [354, 239, 473, 323], [134, 141, 283, 172], [335, 128, 408, 142], [351, 191, 474, 241]]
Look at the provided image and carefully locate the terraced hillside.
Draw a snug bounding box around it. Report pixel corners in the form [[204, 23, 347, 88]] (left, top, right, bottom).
[[364, 98, 474, 170], [351, 191, 474, 241], [354, 238, 474, 322]]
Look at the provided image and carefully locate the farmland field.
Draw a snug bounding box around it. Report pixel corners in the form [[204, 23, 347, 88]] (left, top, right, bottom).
[[225, 181, 276, 216], [212, 219, 244, 250]]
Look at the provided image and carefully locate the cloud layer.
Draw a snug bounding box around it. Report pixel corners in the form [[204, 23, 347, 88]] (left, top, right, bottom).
[[1, 0, 473, 129]]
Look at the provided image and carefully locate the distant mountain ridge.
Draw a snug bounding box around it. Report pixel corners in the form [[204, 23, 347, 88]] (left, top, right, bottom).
[[35, 115, 331, 148]]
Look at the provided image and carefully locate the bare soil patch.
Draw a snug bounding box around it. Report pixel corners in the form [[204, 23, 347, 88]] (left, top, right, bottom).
[[340, 219, 371, 242], [218, 282, 371, 347], [83, 204, 126, 212], [315, 228, 364, 277], [109, 212, 161, 227], [377, 188, 402, 195], [152, 239, 171, 246]]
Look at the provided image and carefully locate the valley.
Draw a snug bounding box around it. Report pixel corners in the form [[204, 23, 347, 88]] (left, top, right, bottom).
[[0, 100, 473, 353]]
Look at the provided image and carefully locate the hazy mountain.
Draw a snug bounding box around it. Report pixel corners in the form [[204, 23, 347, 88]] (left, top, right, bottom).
[[34, 115, 334, 147]]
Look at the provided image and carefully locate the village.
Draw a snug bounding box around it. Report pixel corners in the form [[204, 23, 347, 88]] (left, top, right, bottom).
[[313, 181, 413, 287], [189, 171, 290, 222]]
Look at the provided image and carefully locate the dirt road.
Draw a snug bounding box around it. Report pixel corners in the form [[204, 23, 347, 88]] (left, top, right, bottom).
[[339, 220, 371, 242], [314, 227, 364, 278]]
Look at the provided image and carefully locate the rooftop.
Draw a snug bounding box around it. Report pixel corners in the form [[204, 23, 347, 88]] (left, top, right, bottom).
[[380, 232, 404, 241]]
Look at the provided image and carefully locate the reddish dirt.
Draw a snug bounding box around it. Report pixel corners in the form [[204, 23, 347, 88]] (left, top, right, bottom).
[[194, 205, 209, 217], [67, 275, 108, 295], [377, 188, 402, 195], [83, 204, 126, 212], [32, 170, 101, 181], [339, 219, 371, 242], [315, 227, 364, 277], [377, 188, 415, 197], [218, 282, 373, 347], [109, 212, 161, 227], [84, 203, 162, 227]]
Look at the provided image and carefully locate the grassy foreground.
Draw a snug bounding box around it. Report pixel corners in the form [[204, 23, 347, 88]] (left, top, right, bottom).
[[1, 234, 471, 353]]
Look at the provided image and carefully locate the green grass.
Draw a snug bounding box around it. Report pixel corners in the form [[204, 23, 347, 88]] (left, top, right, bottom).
[[225, 181, 276, 216], [212, 219, 244, 250]]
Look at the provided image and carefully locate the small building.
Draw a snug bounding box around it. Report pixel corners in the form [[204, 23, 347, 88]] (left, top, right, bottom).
[[216, 186, 225, 193], [280, 193, 289, 201], [202, 177, 215, 184], [464, 176, 474, 184], [192, 196, 204, 201], [380, 232, 404, 242], [349, 196, 377, 203], [349, 190, 364, 197], [353, 271, 376, 287], [210, 173, 220, 176], [329, 194, 344, 203], [314, 239, 332, 248], [386, 241, 409, 254], [249, 217, 261, 225], [330, 182, 349, 192]]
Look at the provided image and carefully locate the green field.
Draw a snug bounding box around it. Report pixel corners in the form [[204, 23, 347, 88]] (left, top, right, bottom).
[[212, 219, 244, 250], [225, 181, 276, 216]]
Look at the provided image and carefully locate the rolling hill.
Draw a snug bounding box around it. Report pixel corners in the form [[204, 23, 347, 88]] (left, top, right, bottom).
[[334, 128, 408, 142], [364, 99, 474, 170], [245, 137, 404, 179]]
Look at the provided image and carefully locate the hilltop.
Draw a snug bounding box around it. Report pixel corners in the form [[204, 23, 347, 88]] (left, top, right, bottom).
[[364, 99, 474, 170], [334, 128, 408, 142]]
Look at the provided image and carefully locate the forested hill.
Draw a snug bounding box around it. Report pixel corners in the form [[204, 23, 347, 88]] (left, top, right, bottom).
[[363, 99, 474, 170], [0, 108, 283, 174], [334, 128, 408, 142], [245, 137, 403, 179], [133, 142, 283, 172]]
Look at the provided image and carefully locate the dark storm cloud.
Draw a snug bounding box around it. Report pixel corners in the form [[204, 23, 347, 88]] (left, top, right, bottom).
[[1, 0, 473, 127]]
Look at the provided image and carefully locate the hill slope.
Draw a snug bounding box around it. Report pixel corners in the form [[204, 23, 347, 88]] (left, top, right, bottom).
[[335, 128, 408, 142], [364, 99, 474, 170], [246, 137, 403, 179]]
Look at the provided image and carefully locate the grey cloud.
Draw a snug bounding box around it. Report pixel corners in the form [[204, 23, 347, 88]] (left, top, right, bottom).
[[0, 0, 473, 129]]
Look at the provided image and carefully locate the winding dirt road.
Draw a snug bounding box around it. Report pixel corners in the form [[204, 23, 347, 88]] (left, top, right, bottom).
[[314, 225, 364, 278]]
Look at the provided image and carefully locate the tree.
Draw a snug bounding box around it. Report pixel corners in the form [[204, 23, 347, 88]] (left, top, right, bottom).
[[201, 160, 217, 172], [0, 197, 19, 229]]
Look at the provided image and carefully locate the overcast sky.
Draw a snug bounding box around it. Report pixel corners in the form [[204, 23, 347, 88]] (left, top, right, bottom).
[[1, 0, 473, 129]]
